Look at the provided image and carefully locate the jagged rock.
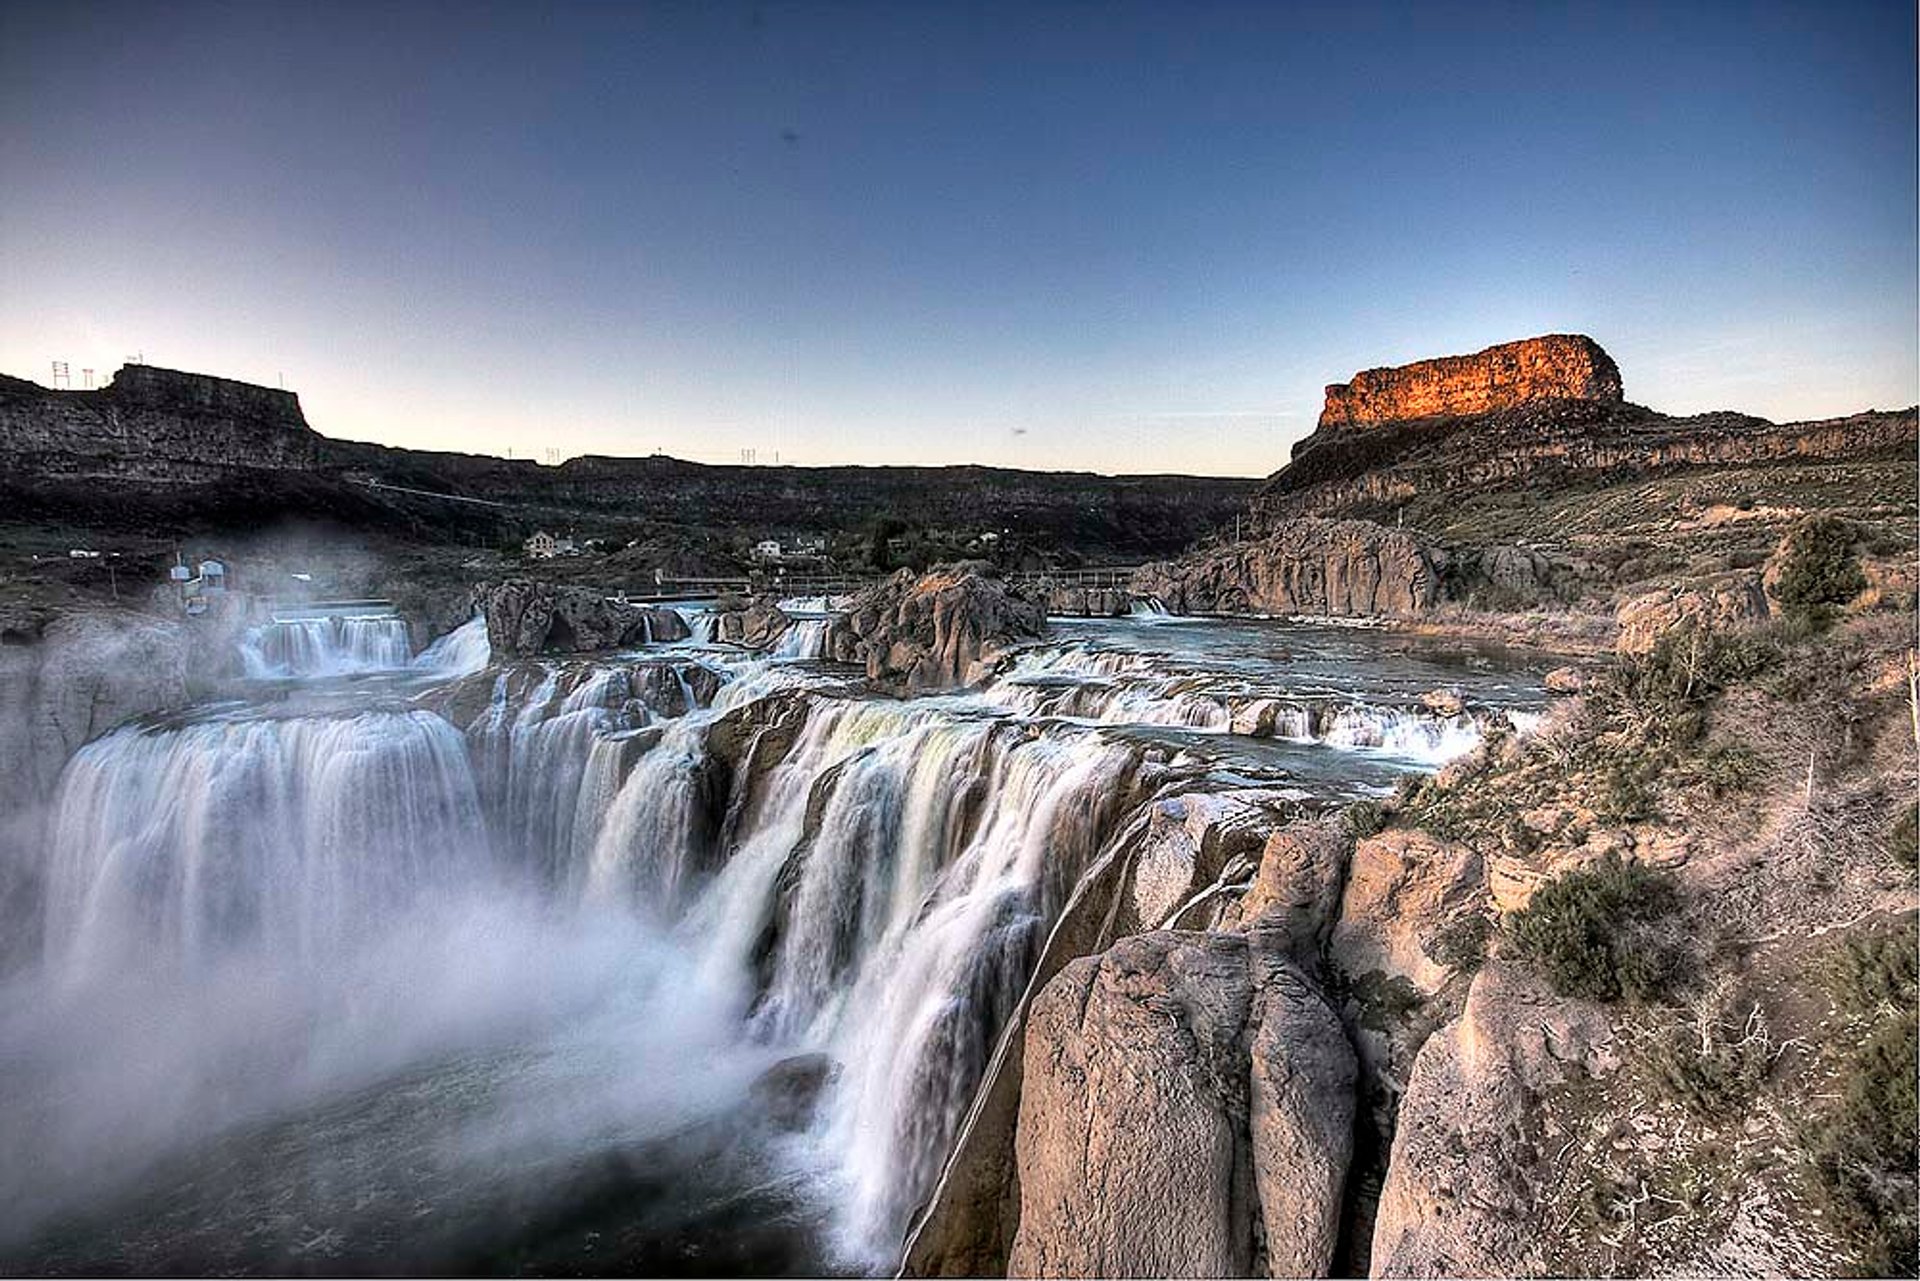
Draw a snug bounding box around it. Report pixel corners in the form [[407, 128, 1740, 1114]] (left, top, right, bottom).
[[1614, 572, 1770, 656], [1006, 930, 1354, 1280], [1132, 518, 1440, 618], [1329, 830, 1484, 996], [1420, 688, 1465, 718], [823, 563, 1045, 692], [1219, 817, 1351, 956], [1370, 964, 1617, 1278], [1318, 335, 1624, 431], [472, 579, 689, 656], [712, 594, 794, 649]]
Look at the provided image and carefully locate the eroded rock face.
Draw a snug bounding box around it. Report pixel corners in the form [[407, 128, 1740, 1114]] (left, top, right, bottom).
[[823, 563, 1045, 692], [1369, 964, 1617, 1278], [472, 579, 689, 656], [1614, 573, 1770, 656], [1330, 830, 1485, 997], [1220, 817, 1351, 956], [1007, 931, 1354, 1279], [711, 595, 794, 649], [1319, 335, 1623, 431], [1132, 518, 1440, 617]]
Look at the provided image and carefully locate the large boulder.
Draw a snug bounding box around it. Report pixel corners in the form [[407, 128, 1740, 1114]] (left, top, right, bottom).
[[472, 579, 689, 656], [824, 563, 1045, 692], [1132, 518, 1440, 618], [711, 594, 794, 649], [1006, 931, 1355, 1279], [1613, 572, 1770, 657], [1369, 964, 1616, 1278], [1329, 830, 1486, 998]]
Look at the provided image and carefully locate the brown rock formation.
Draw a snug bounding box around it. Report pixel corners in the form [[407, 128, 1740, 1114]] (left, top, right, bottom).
[[1613, 572, 1771, 656], [472, 579, 689, 656], [1006, 930, 1354, 1279], [823, 564, 1045, 692], [1318, 335, 1623, 431], [711, 594, 795, 649], [1329, 830, 1485, 997], [1369, 964, 1617, 1278], [1132, 518, 1440, 617]]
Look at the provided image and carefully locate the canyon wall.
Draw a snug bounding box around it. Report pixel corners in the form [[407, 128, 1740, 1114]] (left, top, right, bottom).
[[1317, 334, 1623, 431]]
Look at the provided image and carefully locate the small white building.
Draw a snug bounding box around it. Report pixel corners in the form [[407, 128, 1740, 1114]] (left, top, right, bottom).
[[753, 538, 783, 561], [524, 531, 558, 560]]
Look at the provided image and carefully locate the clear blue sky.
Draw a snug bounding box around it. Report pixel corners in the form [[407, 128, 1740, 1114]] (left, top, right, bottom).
[[2, 1, 1913, 475]]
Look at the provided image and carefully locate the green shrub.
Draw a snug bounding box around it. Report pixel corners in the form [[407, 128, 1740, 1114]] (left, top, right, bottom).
[[1506, 854, 1687, 1003], [1828, 920, 1920, 1020], [1625, 624, 1783, 712], [1811, 1010, 1919, 1277], [1769, 516, 1867, 620], [1344, 798, 1386, 839], [1429, 914, 1492, 974]]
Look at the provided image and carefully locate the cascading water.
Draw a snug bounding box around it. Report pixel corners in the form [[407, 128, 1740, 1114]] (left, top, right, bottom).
[[7, 611, 1547, 1274], [240, 614, 414, 677], [772, 617, 830, 659]]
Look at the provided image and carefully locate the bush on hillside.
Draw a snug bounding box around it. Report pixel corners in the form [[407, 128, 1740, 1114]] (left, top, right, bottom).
[[1506, 854, 1686, 1003], [1769, 516, 1866, 621]]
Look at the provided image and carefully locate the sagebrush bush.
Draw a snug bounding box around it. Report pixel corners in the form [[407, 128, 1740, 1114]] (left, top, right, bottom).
[[1429, 913, 1492, 974], [1770, 516, 1867, 620], [1344, 798, 1386, 839], [1812, 1009, 1919, 1277], [1505, 854, 1687, 1002]]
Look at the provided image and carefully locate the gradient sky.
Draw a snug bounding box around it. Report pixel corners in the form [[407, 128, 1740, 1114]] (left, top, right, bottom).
[[2, 1, 1914, 475]]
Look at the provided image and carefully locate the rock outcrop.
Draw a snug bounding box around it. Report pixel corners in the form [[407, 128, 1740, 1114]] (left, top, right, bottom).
[[1132, 518, 1440, 617], [1613, 572, 1771, 656], [1318, 335, 1624, 432], [823, 564, 1045, 692], [1006, 930, 1355, 1279], [1329, 830, 1486, 997], [472, 580, 689, 656], [1369, 964, 1617, 1278], [711, 595, 794, 649]]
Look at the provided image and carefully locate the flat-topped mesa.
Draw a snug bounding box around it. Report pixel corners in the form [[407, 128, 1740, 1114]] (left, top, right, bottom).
[[1317, 334, 1623, 431], [107, 364, 307, 428]]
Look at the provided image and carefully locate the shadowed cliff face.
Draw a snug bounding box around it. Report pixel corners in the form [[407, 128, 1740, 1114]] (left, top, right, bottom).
[[1317, 335, 1623, 432]]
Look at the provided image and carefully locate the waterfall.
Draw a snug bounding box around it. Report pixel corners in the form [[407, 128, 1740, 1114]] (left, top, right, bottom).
[[772, 618, 830, 659], [43, 709, 488, 981], [240, 615, 413, 678], [412, 615, 491, 676]]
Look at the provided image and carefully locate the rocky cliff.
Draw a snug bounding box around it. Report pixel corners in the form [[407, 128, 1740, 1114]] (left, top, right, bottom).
[[1131, 518, 1441, 617], [1318, 334, 1624, 431]]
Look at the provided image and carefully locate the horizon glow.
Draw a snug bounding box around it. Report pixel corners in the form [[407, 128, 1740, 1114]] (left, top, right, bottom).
[[2, 1, 1914, 477]]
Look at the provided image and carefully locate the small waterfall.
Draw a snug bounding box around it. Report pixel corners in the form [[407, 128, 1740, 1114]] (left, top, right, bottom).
[[43, 710, 487, 980], [240, 615, 413, 678], [772, 618, 830, 659], [1128, 596, 1170, 617], [412, 615, 490, 676]]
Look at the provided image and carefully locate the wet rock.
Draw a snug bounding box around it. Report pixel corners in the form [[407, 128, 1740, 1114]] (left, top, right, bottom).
[[749, 1053, 838, 1131], [473, 579, 689, 656], [1420, 687, 1465, 718], [823, 563, 1045, 692], [1543, 664, 1586, 693], [713, 595, 794, 649]]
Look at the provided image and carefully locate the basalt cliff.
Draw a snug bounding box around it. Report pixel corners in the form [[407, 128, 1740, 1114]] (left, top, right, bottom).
[[1133, 335, 1915, 643]]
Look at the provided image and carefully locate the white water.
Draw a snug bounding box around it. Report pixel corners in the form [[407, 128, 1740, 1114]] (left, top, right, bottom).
[[413, 614, 491, 676], [772, 617, 830, 659], [238, 614, 413, 678], [13, 614, 1545, 1270]]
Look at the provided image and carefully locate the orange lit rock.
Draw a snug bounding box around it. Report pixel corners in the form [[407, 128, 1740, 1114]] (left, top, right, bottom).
[[1318, 334, 1623, 430]]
